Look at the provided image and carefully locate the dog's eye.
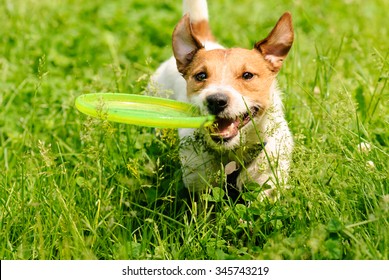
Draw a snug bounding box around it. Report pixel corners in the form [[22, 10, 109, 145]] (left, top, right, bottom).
[[242, 72, 254, 80], [194, 72, 207, 82]]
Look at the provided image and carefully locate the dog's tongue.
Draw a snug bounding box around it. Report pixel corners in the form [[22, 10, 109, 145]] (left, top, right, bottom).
[[211, 118, 239, 140]]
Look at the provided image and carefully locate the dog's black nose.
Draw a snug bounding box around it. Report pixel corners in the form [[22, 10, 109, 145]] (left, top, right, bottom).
[[206, 93, 229, 115]]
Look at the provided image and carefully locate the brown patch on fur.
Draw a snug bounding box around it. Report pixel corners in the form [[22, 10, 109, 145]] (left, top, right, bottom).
[[184, 48, 277, 108]]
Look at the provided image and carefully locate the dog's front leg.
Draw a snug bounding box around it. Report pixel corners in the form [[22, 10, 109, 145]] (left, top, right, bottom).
[[178, 129, 220, 191], [237, 124, 293, 200]]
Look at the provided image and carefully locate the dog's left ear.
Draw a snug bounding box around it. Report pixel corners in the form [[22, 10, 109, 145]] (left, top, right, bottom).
[[255, 12, 294, 72], [172, 14, 204, 75]]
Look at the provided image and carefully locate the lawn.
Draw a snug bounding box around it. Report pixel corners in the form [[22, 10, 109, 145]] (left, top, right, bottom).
[[0, 0, 388, 259]]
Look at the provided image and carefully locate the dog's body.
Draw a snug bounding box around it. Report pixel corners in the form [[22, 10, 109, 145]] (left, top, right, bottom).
[[151, 0, 294, 199]]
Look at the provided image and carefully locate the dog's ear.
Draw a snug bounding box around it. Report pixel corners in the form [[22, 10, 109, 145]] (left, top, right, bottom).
[[255, 12, 294, 72], [172, 14, 204, 74]]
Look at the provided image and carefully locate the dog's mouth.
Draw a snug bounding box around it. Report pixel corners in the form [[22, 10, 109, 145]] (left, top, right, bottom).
[[209, 107, 259, 143]]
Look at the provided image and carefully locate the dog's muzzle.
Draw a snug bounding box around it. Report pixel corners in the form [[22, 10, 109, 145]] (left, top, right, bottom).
[[205, 93, 259, 143]]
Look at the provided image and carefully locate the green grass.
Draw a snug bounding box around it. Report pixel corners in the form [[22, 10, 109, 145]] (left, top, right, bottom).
[[0, 0, 388, 260]]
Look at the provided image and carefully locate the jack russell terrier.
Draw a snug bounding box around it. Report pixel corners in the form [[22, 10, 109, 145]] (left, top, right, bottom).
[[150, 0, 294, 200]]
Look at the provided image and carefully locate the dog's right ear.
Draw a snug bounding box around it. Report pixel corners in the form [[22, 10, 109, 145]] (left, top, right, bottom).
[[172, 14, 204, 75]]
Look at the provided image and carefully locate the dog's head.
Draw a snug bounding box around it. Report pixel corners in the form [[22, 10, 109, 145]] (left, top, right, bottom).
[[172, 13, 294, 149]]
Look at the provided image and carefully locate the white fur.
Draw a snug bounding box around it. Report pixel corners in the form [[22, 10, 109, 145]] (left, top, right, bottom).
[[183, 0, 209, 21]]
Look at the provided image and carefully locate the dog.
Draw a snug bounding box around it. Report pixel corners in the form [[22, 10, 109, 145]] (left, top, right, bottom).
[[150, 0, 294, 200]]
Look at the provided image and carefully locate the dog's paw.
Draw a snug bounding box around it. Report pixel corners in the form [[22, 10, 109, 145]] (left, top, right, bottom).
[[260, 187, 280, 201], [237, 176, 283, 204]]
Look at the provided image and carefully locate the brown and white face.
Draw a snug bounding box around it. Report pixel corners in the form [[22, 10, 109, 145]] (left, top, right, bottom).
[[172, 13, 294, 149]]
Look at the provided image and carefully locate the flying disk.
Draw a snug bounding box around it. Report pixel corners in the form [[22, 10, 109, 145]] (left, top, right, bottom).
[[75, 93, 214, 128]]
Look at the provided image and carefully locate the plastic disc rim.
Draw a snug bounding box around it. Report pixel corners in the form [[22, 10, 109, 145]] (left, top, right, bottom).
[[75, 93, 214, 128]]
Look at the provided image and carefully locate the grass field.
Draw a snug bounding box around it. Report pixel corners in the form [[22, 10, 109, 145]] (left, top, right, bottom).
[[0, 0, 388, 260]]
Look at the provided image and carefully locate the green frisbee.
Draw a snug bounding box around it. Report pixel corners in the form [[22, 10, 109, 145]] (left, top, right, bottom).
[[75, 93, 214, 128]]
